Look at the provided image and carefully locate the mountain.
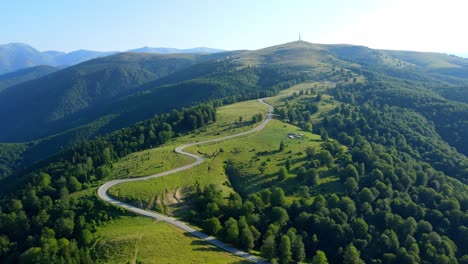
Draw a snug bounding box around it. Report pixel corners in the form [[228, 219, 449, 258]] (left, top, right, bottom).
[[52, 50, 118, 66], [0, 43, 53, 74], [0, 52, 210, 142], [0, 43, 225, 74], [127, 46, 224, 54], [0, 41, 467, 263], [0, 43, 116, 74], [0, 41, 467, 177], [0, 65, 58, 92]]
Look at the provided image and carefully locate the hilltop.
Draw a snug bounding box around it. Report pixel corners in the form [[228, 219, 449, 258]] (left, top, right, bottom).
[[0, 40, 466, 263], [0, 40, 467, 178]]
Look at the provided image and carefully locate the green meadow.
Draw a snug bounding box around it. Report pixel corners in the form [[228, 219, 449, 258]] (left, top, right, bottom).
[[108, 82, 344, 210], [93, 216, 248, 264]]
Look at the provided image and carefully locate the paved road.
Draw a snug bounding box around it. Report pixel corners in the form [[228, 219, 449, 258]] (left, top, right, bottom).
[[98, 98, 273, 263]]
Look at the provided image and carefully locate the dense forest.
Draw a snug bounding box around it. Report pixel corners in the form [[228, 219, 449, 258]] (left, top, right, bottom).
[[0, 64, 307, 180], [0, 41, 467, 263], [184, 79, 468, 263], [0, 69, 308, 262], [0, 103, 218, 262]]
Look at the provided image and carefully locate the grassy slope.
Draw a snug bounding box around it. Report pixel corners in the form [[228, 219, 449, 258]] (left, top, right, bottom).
[[109, 82, 342, 205], [87, 82, 350, 263], [107, 100, 269, 205], [94, 216, 248, 264]]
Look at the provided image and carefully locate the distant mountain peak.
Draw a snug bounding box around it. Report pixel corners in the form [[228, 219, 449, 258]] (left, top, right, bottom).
[[127, 46, 224, 54]]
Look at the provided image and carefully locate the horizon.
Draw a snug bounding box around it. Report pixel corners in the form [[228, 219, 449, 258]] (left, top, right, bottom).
[[1, 1, 468, 57], [3, 40, 468, 59]]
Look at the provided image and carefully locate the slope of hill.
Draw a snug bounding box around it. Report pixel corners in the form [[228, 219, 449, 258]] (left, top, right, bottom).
[[52, 49, 118, 66], [0, 52, 206, 142], [0, 41, 467, 263], [1, 41, 468, 178], [232, 41, 353, 72], [0, 65, 58, 92], [128, 46, 224, 54], [324, 44, 468, 78]]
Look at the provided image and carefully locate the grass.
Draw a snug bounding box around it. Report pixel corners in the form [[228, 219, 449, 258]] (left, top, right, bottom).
[[109, 83, 344, 208], [93, 216, 249, 264], [111, 145, 194, 179], [100, 83, 345, 261], [107, 99, 269, 212], [185, 119, 343, 198]]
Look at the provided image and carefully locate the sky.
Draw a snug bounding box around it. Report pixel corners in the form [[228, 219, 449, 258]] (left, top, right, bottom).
[[1, 0, 467, 55]]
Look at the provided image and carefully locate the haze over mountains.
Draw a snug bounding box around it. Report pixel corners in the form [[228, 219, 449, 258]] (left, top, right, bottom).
[[0, 43, 224, 74], [0, 38, 467, 264], [0, 40, 467, 178]]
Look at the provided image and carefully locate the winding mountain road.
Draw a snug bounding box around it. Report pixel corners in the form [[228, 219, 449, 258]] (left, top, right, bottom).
[[97, 98, 273, 263]]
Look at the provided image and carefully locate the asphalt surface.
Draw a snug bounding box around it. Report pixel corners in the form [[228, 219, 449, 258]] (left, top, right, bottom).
[[97, 98, 273, 263]]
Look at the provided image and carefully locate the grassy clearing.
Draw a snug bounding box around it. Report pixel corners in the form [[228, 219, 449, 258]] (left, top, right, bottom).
[[109, 84, 344, 208], [111, 145, 194, 179], [108, 99, 268, 180], [94, 216, 248, 264], [101, 83, 345, 261], [112, 118, 343, 207], [186, 119, 343, 198], [107, 99, 268, 212]]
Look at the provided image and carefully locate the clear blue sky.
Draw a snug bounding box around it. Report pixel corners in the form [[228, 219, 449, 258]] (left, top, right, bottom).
[[1, 0, 467, 54]]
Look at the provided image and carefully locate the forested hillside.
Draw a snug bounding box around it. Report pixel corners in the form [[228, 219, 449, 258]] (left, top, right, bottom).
[[0, 65, 58, 92], [0, 103, 218, 262], [183, 79, 468, 263], [0, 41, 467, 263], [0, 61, 306, 179], [0, 52, 208, 142]]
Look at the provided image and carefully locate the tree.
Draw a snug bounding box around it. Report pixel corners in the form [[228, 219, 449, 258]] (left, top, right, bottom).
[[317, 150, 333, 166], [203, 217, 222, 235], [305, 146, 316, 158], [344, 177, 359, 194], [271, 187, 286, 207], [278, 235, 292, 264], [270, 207, 289, 226], [351, 218, 369, 238], [340, 197, 357, 218], [358, 187, 375, 203], [343, 243, 365, 264], [0, 235, 10, 257], [54, 217, 74, 237], [261, 234, 276, 260], [291, 235, 306, 263], [285, 159, 291, 171], [320, 129, 329, 141], [311, 250, 329, 264], [278, 108, 287, 120], [305, 122, 313, 132], [279, 141, 285, 152], [68, 176, 82, 192], [306, 168, 320, 186], [240, 227, 255, 250], [224, 218, 239, 245], [342, 164, 359, 182], [278, 167, 288, 181], [297, 167, 307, 181]]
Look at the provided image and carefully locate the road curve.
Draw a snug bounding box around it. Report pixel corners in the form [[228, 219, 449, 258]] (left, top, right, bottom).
[[98, 98, 273, 264]]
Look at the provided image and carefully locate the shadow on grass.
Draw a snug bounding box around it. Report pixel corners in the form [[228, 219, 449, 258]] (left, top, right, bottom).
[[233, 172, 278, 196]]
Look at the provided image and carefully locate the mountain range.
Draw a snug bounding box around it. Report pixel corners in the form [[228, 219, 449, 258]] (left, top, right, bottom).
[[0, 35, 467, 264], [0, 43, 224, 74], [0, 40, 467, 178]]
